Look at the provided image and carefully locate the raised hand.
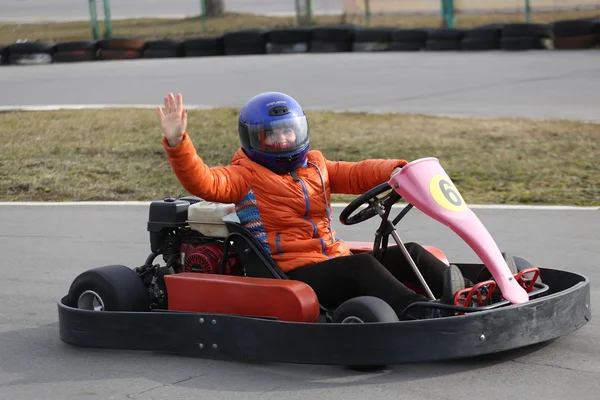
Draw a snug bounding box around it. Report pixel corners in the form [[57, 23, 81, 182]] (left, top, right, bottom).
[[157, 92, 187, 147]]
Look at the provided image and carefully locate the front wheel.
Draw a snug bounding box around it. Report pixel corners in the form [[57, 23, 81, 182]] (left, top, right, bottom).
[[332, 296, 399, 372], [67, 265, 150, 312]]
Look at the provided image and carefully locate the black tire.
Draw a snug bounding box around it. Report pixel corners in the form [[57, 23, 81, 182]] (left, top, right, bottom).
[[183, 37, 224, 57], [352, 41, 389, 52], [427, 28, 465, 41], [333, 296, 398, 372], [425, 39, 462, 51], [223, 29, 267, 55], [553, 34, 599, 49], [54, 41, 98, 52], [266, 27, 312, 44], [309, 40, 352, 53], [97, 38, 147, 51], [463, 24, 504, 41], [67, 265, 150, 312], [552, 18, 600, 37], [98, 49, 142, 60], [509, 253, 543, 285], [502, 23, 552, 38], [501, 36, 548, 51], [53, 50, 97, 63], [461, 38, 500, 51], [266, 42, 308, 54], [388, 41, 423, 51], [390, 28, 428, 43], [476, 252, 542, 285], [333, 296, 399, 323]]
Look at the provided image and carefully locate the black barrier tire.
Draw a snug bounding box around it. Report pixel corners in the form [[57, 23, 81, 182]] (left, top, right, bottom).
[[67, 265, 150, 312], [145, 39, 183, 50], [223, 29, 266, 44], [352, 27, 394, 52], [390, 28, 427, 43], [223, 30, 266, 55], [463, 24, 503, 41], [389, 41, 423, 51], [8, 41, 55, 65], [461, 38, 500, 51], [266, 42, 308, 54], [143, 40, 183, 57], [53, 50, 97, 63], [353, 27, 393, 43], [98, 49, 143, 60], [427, 28, 465, 41], [501, 36, 548, 51], [502, 23, 552, 38], [311, 25, 357, 42], [552, 18, 600, 37], [7, 41, 55, 54], [425, 39, 462, 51], [310, 26, 356, 53], [143, 49, 183, 58], [266, 27, 312, 44], [310, 40, 352, 53], [54, 41, 98, 52], [183, 37, 224, 57], [225, 45, 266, 55], [9, 54, 53, 65], [0, 46, 7, 64], [554, 33, 599, 49], [352, 41, 389, 52], [97, 38, 146, 51]]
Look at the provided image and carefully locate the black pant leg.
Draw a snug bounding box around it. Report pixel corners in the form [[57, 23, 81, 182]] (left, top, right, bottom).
[[287, 252, 429, 317], [378, 243, 450, 298]]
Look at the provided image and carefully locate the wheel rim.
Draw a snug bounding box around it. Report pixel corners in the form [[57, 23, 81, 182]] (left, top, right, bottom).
[[77, 290, 105, 311], [341, 316, 364, 323]]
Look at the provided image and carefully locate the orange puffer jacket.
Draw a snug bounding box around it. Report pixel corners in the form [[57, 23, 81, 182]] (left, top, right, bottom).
[[163, 132, 407, 273]]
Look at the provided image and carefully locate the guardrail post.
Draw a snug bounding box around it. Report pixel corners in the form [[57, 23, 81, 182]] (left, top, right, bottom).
[[102, 0, 113, 38], [441, 0, 456, 28], [200, 0, 207, 32], [88, 0, 100, 40]]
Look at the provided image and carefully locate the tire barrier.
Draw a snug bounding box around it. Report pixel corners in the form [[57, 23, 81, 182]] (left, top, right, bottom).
[[1, 18, 597, 66]]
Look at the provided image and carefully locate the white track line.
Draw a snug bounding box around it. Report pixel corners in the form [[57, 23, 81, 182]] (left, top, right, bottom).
[[0, 202, 597, 210], [2, 104, 597, 211], [0, 104, 215, 111]]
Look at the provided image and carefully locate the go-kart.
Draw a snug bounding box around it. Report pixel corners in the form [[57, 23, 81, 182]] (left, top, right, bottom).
[[57, 157, 591, 367]]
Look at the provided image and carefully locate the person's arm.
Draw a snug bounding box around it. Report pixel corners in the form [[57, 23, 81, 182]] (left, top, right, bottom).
[[159, 93, 246, 203], [324, 153, 408, 194]]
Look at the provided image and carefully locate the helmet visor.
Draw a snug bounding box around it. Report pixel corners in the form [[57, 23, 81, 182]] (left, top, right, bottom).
[[247, 115, 309, 153]]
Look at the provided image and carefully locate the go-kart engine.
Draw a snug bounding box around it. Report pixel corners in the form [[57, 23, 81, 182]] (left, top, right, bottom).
[[181, 242, 242, 276]]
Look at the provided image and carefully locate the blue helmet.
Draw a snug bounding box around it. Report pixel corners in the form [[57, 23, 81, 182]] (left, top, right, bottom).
[[238, 92, 310, 174]]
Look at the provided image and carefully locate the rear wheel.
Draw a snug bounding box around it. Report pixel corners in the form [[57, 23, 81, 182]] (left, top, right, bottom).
[[67, 265, 150, 312]]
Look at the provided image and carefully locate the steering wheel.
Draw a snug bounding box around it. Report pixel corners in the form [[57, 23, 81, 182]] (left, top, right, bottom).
[[339, 182, 403, 225]]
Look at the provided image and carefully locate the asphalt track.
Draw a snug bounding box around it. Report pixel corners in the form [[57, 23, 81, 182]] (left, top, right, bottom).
[[0, 0, 344, 22], [0, 203, 598, 400], [1, 48, 599, 399], [1, 51, 599, 121]]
